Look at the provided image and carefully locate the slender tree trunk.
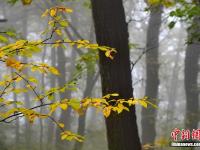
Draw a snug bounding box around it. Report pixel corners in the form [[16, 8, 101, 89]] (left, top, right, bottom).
[[22, 7, 32, 149], [141, 5, 162, 146], [55, 47, 76, 150], [11, 70, 20, 150], [184, 16, 200, 130], [166, 48, 181, 124], [47, 45, 57, 150], [73, 70, 99, 150], [91, 0, 141, 150], [73, 21, 97, 150], [39, 48, 48, 150]]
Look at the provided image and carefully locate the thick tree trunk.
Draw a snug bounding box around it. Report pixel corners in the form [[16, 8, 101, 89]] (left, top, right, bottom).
[[184, 17, 200, 130], [141, 5, 162, 145], [91, 0, 141, 150]]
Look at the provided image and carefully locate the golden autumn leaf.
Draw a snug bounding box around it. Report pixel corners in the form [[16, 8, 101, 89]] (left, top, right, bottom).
[[59, 103, 68, 110], [147, 0, 160, 5], [6, 57, 23, 70], [41, 10, 49, 17], [58, 123, 65, 128], [103, 106, 111, 118], [21, 0, 32, 5], [64, 8, 73, 13], [48, 67, 60, 75], [50, 8, 57, 17]]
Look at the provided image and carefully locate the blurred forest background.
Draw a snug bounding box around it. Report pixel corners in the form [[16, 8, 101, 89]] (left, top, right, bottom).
[[0, 0, 199, 150]]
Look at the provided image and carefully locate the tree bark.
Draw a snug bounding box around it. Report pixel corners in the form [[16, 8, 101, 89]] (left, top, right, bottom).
[[91, 0, 141, 150], [141, 5, 162, 145], [184, 16, 200, 130]]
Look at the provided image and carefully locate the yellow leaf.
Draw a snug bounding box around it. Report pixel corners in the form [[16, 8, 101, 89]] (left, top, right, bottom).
[[64, 8, 73, 13], [0, 51, 5, 58], [48, 67, 60, 75], [68, 99, 81, 110], [59, 20, 69, 27], [58, 123, 65, 128], [111, 93, 119, 97], [139, 100, 148, 108], [28, 77, 38, 83], [0, 35, 8, 43], [21, 0, 32, 5], [59, 103, 68, 110], [55, 29, 62, 36], [127, 100, 138, 106], [6, 57, 23, 70], [41, 10, 49, 17], [117, 103, 124, 114], [49, 103, 59, 115], [105, 50, 115, 60], [61, 134, 68, 140], [50, 8, 57, 17], [147, 0, 160, 5], [103, 106, 111, 118]]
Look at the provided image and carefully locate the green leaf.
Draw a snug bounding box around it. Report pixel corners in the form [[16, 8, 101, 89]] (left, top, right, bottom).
[[59, 20, 69, 27], [168, 21, 176, 29], [0, 35, 8, 43]]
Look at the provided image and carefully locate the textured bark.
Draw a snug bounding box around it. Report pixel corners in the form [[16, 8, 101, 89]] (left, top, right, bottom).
[[184, 16, 200, 130], [91, 0, 141, 150], [141, 6, 162, 145]]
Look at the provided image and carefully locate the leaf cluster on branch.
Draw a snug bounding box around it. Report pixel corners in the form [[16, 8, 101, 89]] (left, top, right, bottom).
[[0, 6, 156, 142]]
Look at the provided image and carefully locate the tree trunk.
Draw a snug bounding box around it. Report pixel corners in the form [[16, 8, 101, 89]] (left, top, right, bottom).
[[184, 16, 200, 130], [91, 0, 141, 150], [22, 7, 32, 150], [12, 70, 20, 150], [73, 70, 99, 150], [47, 43, 57, 150], [141, 5, 162, 145], [166, 47, 181, 124], [55, 47, 76, 150]]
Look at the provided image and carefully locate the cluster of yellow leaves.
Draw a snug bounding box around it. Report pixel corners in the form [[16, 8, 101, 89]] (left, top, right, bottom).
[[102, 96, 158, 118], [0, 40, 42, 57], [31, 63, 60, 75], [0, 98, 23, 106], [61, 131, 84, 142], [6, 57, 23, 70], [65, 39, 117, 59], [42, 6, 73, 18], [147, 0, 175, 7], [48, 94, 157, 118]]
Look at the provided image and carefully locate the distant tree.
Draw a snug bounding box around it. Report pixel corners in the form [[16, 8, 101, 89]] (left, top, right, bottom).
[[141, 4, 162, 145], [184, 15, 200, 130]]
